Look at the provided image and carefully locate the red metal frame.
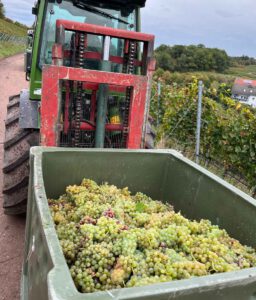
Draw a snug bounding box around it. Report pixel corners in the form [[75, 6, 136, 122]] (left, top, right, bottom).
[[63, 50, 143, 67], [41, 21, 155, 149], [56, 20, 155, 42], [41, 66, 148, 148], [63, 81, 70, 134]]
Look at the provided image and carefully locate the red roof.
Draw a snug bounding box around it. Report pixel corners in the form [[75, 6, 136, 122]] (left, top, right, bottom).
[[234, 78, 256, 87]]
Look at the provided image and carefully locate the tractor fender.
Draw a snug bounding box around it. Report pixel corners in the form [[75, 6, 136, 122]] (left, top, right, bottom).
[[19, 89, 40, 129]]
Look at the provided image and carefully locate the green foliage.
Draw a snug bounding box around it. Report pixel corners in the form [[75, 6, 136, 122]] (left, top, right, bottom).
[[154, 44, 256, 80], [155, 44, 230, 73], [151, 78, 256, 188]]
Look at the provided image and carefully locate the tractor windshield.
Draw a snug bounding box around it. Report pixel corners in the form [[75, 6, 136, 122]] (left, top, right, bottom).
[[39, 0, 136, 68]]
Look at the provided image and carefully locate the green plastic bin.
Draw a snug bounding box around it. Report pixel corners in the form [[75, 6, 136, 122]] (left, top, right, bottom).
[[21, 147, 256, 300]]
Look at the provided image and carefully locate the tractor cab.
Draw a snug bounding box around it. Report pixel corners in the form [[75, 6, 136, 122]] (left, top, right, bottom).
[[27, 0, 146, 99], [40, 1, 137, 65]]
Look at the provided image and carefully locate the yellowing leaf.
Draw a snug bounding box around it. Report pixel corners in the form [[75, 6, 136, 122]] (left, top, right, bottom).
[[236, 103, 242, 110]]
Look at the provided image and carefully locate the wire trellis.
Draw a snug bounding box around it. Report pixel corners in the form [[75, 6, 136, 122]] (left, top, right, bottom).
[[0, 33, 26, 44], [154, 81, 256, 198], [160, 136, 256, 199]]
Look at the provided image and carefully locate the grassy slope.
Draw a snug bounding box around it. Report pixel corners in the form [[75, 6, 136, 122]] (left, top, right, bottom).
[[225, 65, 256, 80], [167, 66, 256, 86], [182, 71, 235, 83], [0, 18, 27, 36], [0, 42, 25, 59], [180, 66, 256, 82], [0, 18, 27, 58]]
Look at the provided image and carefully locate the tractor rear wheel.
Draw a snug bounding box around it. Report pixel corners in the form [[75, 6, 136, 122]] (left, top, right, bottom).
[[2, 95, 39, 215]]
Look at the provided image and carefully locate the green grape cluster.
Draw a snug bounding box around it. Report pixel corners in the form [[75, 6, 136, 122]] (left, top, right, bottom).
[[49, 179, 256, 293], [121, 233, 137, 256], [127, 275, 172, 287]]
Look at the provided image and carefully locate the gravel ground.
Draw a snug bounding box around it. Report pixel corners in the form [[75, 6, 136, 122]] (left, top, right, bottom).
[[0, 54, 28, 300]]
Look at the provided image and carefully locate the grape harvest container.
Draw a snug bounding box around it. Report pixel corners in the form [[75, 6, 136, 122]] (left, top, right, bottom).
[[21, 147, 256, 300]]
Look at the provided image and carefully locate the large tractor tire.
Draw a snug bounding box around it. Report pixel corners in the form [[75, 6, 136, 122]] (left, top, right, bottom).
[[2, 95, 39, 215]]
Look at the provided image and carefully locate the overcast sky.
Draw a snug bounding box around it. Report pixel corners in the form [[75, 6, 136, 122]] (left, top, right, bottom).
[[2, 0, 256, 57]]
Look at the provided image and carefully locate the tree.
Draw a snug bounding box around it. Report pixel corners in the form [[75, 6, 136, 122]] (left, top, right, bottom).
[[155, 52, 177, 71], [154, 44, 230, 73], [0, 0, 5, 19]]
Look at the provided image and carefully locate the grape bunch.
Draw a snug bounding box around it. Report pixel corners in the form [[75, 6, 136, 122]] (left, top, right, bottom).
[[49, 178, 256, 293]]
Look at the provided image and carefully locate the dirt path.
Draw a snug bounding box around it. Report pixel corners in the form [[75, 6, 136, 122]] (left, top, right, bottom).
[[0, 54, 28, 300]]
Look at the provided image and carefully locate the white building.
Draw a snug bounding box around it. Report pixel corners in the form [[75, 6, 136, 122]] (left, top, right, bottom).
[[232, 78, 256, 108]]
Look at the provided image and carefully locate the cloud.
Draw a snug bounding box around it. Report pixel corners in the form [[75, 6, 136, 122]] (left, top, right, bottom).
[[141, 0, 256, 57], [215, 9, 242, 19], [2, 0, 35, 25], [1, 0, 255, 57]]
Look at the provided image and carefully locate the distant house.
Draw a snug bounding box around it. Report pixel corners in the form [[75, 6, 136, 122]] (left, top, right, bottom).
[[232, 78, 256, 108]]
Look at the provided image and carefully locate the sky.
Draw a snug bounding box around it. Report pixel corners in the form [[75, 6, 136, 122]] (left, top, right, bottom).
[[2, 0, 256, 57]]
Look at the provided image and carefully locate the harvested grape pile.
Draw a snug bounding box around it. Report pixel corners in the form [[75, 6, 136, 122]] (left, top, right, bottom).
[[49, 179, 256, 293]]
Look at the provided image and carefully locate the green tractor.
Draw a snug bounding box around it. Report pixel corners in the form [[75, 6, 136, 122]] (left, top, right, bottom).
[[2, 0, 156, 215]]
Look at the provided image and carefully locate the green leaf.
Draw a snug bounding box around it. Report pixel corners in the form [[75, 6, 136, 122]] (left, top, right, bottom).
[[135, 202, 146, 213]]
